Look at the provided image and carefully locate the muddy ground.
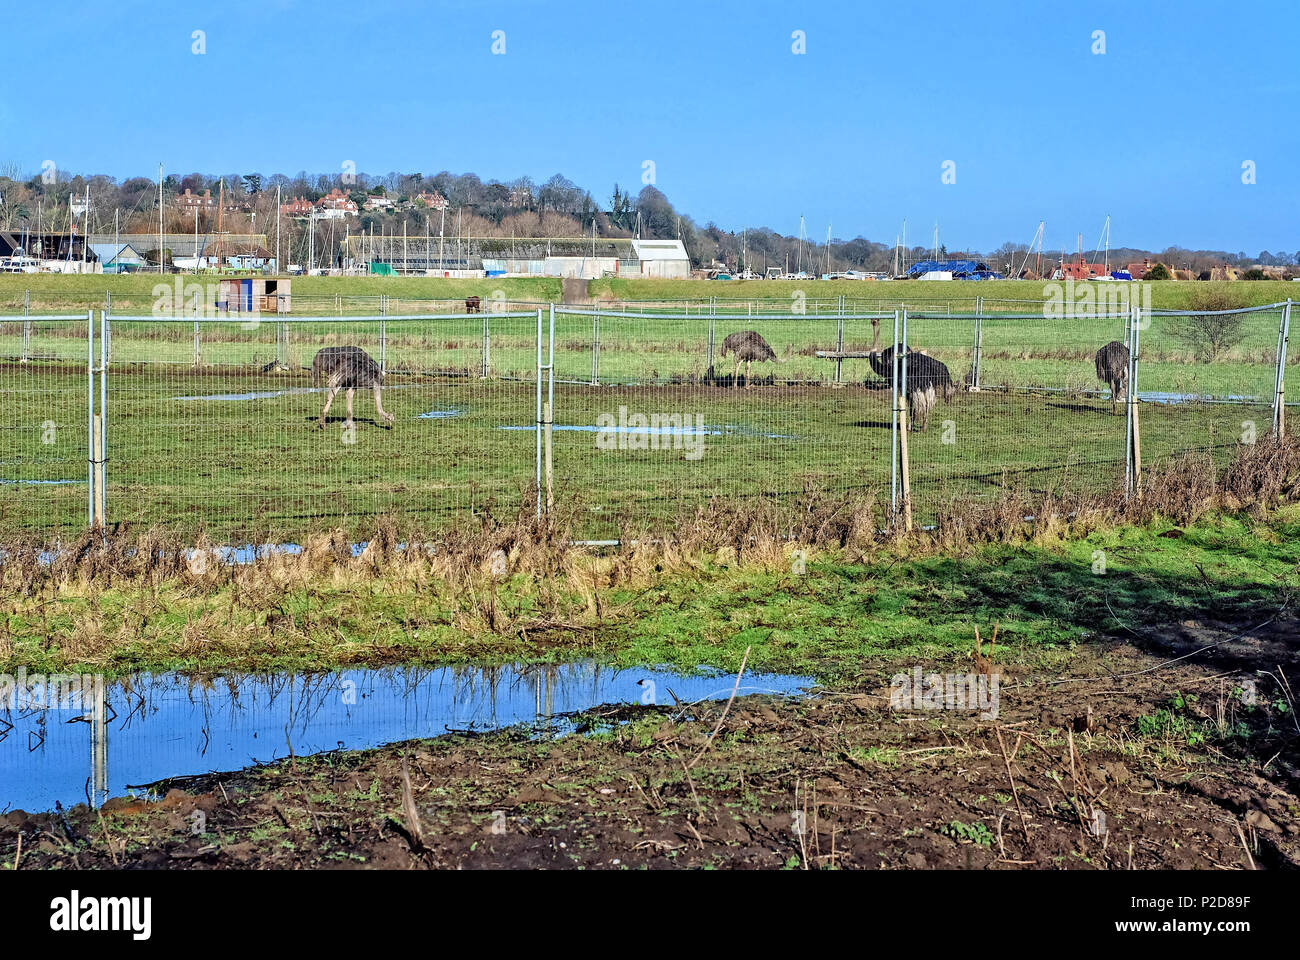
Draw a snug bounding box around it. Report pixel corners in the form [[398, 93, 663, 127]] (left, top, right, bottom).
[[4, 613, 1299, 871]]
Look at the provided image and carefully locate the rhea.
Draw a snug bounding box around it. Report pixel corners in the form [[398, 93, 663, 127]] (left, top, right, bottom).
[[866, 319, 957, 431], [718, 330, 781, 387], [312, 346, 394, 429], [1094, 340, 1129, 415]]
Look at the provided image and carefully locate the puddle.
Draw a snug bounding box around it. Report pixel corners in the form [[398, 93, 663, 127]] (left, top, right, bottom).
[[1140, 392, 1260, 405], [0, 479, 81, 486], [173, 387, 321, 402], [498, 424, 797, 439], [417, 408, 462, 419], [173, 384, 421, 402], [0, 663, 813, 813]]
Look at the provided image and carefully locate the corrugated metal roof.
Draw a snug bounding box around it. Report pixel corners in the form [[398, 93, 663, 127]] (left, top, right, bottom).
[[631, 238, 688, 262]]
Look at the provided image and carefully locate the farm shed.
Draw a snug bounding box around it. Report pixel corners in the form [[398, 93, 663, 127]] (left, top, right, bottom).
[[217, 277, 291, 313], [0, 231, 98, 264], [630, 239, 691, 279]]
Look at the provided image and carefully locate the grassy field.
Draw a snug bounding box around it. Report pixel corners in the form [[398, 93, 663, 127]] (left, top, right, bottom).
[[1, 274, 1292, 542], [0, 364, 1269, 540], [4, 297, 1293, 393], [2, 274, 1297, 316]]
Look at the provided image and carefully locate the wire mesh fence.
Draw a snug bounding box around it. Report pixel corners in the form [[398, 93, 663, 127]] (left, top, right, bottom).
[[98, 311, 541, 540], [0, 312, 94, 538], [1136, 302, 1288, 473], [1, 299, 1292, 544]]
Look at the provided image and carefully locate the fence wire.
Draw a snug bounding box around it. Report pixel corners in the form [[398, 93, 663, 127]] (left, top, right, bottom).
[[98, 311, 539, 540], [0, 313, 93, 538], [1, 300, 1293, 543]]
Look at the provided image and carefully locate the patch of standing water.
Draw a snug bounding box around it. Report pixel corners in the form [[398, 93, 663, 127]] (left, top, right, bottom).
[[172, 384, 422, 402], [0, 663, 814, 813], [172, 387, 322, 402], [1139, 392, 1260, 405], [416, 408, 462, 419], [0, 479, 81, 486]]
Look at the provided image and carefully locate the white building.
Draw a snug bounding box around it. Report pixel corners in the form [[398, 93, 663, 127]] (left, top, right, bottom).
[[629, 238, 690, 279]]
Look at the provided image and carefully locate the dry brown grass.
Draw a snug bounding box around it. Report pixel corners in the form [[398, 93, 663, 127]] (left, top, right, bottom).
[[1, 438, 1295, 598]]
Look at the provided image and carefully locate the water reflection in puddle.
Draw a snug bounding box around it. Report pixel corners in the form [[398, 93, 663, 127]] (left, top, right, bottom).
[[0, 663, 812, 813]]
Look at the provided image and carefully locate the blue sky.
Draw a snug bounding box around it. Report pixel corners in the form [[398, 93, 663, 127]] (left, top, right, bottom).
[[3, 0, 1296, 253]]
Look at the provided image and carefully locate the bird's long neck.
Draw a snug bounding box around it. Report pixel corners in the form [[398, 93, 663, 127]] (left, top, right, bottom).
[[868, 321, 886, 376]]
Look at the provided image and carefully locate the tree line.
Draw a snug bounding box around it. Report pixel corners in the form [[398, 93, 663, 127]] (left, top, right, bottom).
[[0, 162, 1293, 275]]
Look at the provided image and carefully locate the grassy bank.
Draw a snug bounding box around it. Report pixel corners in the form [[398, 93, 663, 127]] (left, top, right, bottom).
[[4, 501, 1297, 679]]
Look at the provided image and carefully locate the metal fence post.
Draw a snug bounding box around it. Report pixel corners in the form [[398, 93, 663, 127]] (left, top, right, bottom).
[[481, 311, 491, 379], [536, 308, 543, 517], [1274, 299, 1291, 438], [97, 308, 108, 527], [86, 309, 95, 526], [547, 303, 556, 512], [973, 295, 984, 390], [379, 295, 387, 376], [899, 308, 912, 531], [22, 289, 30, 363], [706, 306, 716, 377], [890, 308, 900, 521], [591, 311, 600, 386], [1125, 299, 1143, 499], [835, 296, 845, 384], [192, 319, 201, 368]]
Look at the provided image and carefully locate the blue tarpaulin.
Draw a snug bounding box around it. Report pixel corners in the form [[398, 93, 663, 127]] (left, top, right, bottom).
[[905, 259, 1004, 280]]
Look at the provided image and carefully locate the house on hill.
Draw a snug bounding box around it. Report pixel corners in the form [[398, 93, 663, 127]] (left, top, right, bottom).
[[316, 189, 357, 219], [279, 196, 314, 217]]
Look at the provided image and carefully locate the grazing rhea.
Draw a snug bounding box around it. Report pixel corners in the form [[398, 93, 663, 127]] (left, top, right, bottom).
[[718, 330, 781, 387], [312, 346, 394, 429], [1094, 340, 1129, 415], [866, 319, 957, 431]]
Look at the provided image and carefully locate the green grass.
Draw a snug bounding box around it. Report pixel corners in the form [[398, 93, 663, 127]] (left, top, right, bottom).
[[0, 364, 1270, 540], [8, 505, 1298, 678], [1, 274, 1293, 541], [3, 275, 1297, 317], [587, 277, 1298, 311], [0, 274, 562, 315]]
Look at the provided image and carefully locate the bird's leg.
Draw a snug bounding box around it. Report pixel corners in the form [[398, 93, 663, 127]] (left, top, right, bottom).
[[734, 359, 742, 388], [319, 386, 339, 428], [745, 359, 752, 388], [373, 384, 394, 424], [345, 388, 355, 427]]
